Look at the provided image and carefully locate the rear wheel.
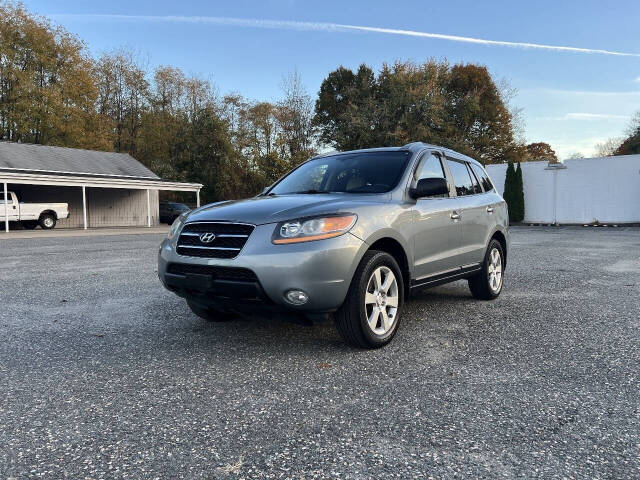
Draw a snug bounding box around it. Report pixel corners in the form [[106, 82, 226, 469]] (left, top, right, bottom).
[[468, 239, 504, 300], [187, 300, 234, 322], [335, 250, 404, 348], [39, 214, 56, 229]]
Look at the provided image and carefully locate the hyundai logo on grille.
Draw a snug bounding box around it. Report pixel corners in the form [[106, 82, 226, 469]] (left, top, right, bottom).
[[199, 232, 216, 243]]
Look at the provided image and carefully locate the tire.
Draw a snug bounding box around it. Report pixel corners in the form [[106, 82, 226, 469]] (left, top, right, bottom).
[[22, 221, 38, 230], [468, 239, 505, 300], [335, 250, 404, 349], [187, 300, 233, 322], [39, 214, 56, 229]]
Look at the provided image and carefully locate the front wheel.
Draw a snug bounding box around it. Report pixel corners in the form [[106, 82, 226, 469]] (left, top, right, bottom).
[[335, 250, 404, 349], [468, 239, 505, 300]]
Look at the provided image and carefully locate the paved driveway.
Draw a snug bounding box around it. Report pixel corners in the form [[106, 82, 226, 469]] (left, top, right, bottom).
[[1, 227, 638, 479]]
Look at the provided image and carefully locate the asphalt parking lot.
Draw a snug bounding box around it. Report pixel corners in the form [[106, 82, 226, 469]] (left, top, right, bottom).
[[1, 226, 639, 479]]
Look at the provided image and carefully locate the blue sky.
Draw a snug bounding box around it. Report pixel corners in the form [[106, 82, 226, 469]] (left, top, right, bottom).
[[24, 0, 640, 159]]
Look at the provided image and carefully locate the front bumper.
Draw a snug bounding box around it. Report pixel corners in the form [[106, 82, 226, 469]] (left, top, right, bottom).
[[158, 223, 367, 313]]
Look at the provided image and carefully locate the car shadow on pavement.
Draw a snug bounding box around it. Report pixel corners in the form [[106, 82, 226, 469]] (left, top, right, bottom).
[[164, 281, 478, 355]]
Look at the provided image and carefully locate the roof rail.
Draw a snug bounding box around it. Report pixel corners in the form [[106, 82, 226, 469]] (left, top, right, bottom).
[[402, 142, 424, 149]]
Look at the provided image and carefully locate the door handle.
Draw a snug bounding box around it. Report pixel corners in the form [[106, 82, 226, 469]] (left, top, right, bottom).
[[450, 212, 461, 220], [486, 206, 494, 213]]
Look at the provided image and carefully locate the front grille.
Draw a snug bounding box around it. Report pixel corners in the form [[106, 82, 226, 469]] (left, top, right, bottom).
[[166, 263, 258, 282], [176, 222, 254, 259]]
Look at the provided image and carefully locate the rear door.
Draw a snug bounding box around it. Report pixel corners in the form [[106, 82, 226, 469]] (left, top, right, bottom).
[[411, 151, 464, 280], [446, 159, 494, 267]]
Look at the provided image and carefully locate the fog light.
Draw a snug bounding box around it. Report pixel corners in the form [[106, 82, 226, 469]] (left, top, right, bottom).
[[285, 289, 309, 305]]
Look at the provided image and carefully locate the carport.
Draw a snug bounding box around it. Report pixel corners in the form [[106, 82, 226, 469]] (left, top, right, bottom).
[[0, 142, 201, 232]]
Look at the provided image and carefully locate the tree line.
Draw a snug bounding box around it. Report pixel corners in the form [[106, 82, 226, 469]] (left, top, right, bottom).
[[1, 2, 556, 204], [612, 112, 640, 156]]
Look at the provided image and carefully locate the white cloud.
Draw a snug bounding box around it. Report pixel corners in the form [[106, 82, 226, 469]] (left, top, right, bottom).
[[534, 113, 631, 122], [564, 112, 631, 121], [50, 14, 640, 58], [524, 88, 640, 97], [635, 76, 640, 83]]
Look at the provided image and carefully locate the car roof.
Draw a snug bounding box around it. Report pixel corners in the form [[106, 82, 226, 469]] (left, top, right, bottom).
[[312, 142, 483, 167]]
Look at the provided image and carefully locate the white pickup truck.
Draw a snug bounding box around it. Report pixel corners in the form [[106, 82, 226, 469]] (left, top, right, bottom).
[[1, 191, 69, 229]]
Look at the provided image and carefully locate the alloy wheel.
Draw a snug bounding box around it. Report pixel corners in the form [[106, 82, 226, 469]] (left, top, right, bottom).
[[488, 247, 503, 293], [364, 266, 399, 335]]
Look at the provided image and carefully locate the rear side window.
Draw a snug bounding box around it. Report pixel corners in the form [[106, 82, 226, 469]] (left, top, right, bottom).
[[466, 163, 483, 194], [446, 159, 474, 196], [470, 164, 494, 192]]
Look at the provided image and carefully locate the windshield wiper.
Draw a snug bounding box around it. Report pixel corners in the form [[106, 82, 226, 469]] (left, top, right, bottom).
[[292, 189, 334, 194]]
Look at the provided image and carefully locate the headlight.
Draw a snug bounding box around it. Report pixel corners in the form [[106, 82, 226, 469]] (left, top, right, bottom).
[[272, 214, 357, 244], [167, 213, 187, 239]]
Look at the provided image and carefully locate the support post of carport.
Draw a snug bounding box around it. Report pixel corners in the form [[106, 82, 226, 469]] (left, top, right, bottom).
[[3, 182, 8, 233], [82, 185, 87, 230], [196, 189, 200, 208], [146, 189, 151, 227]]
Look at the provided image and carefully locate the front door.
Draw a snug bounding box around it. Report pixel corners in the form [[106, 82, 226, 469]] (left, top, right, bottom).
[[411, 152, 464, 280], [1, 191, 19, 221]]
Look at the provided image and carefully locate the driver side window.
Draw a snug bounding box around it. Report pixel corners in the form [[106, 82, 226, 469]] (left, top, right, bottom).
[[415, 153, 445, 182], [414, 153, 448, 198]]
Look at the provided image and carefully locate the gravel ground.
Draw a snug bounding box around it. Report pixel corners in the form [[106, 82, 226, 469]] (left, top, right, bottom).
[[1, 226, 639, 479]]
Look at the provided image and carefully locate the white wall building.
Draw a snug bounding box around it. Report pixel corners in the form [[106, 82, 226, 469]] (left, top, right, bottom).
[[485, 155, 640, 224]]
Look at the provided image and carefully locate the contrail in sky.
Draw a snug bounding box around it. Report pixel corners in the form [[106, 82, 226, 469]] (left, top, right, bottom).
[[51, 14, 640, 58]]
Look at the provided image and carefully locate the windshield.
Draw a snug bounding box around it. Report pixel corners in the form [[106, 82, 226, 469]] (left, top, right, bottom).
[[269, 151, 411, 195]]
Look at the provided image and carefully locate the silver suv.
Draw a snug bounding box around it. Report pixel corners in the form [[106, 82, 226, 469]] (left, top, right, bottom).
[[158, 143, 509, 348]]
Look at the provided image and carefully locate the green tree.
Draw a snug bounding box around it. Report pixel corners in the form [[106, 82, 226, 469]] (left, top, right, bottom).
[[0, 2, 110, 149], [94, 49, 150, 155], [503, 162, 518, 222], [314, 60, 520, 164], [314, 64, 379, 150], [513, 162, 525, 222], [220, 72, 317, 191], [616, 135, 640, 155], [525, 142, 557, 162], [169, 106, 238, 203], [614, 112, 640, 155], [443, 63, 516, 164], [274, 70, 317, 166]]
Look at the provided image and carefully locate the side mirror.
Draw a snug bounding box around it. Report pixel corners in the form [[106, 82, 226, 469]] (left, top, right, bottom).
[[409, 177, 449, 199]]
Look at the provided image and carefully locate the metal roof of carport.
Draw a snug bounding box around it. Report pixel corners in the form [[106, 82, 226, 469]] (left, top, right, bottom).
[[0, 141, 159, 179], [0, 170, 202, 192], [0, 140, 201, 191]]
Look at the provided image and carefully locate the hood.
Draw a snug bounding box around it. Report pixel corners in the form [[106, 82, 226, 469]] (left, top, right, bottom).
[[185, 193, 385, 225]]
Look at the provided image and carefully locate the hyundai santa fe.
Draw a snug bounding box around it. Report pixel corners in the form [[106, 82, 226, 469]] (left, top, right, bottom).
[[158, 142, 509, 348]]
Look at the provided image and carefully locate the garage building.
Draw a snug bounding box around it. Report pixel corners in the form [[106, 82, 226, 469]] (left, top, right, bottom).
[[0, 141, 201, 231]]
